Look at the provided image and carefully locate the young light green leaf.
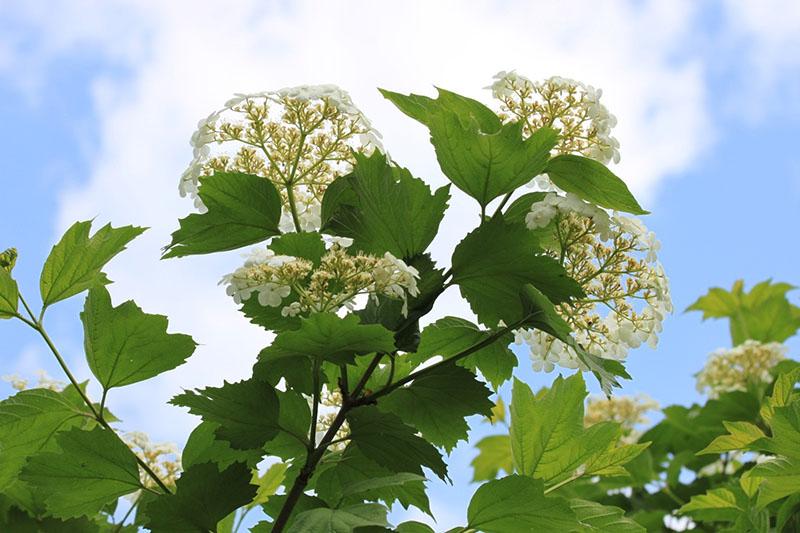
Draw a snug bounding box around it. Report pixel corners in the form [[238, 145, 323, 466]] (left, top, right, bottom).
[[171, 378, 280, 450], [0, 387, 91, 489], [545, 154, 647, 214], [413, 317, 516, 389], [81, 286, 196, 390], [347, 406, 447, 480], [583, 441, 650, 477], [321, 150, 450, 259], [698, 421, 766, 455], [141, 462, 257, 532], [451, 217, 582, 325], [679, 488, 744, 522], [471, 435, 513, 482], [0, 266, 18, 319], [750, 457, 800, 508], [378, 363, 493, 451], [163, 172, 282, 258], [251, 462, 288, 506], [570, 499, 645, 532], [466, 475, 577, 532], [291, 503, 389, 532], [19, 426, 142, 519], [39, 220, 145, 308]]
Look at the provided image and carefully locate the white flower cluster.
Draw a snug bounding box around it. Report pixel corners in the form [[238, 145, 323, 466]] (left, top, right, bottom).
[[516, 197, 671, 373], [222, 240, 419, 318], [124, 431, 182, 490], [584, 393, 659, 443], [180, 85, 382, 232], [696, 340, 787, 398], [490, 71, 620, 166]]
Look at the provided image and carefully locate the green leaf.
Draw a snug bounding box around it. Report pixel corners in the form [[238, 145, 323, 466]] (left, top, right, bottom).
[[451, 217, 582, 325], [141, 462, 257, 532], [0, 387, 91, 489], [698, 421, 766, 455], [583, 441, 650, 477], [321, 151, 449, 259], [466, 475, 577, 532], [0, 267, 18, 319], [19, 426, 141, 518], [291, 503, 389, 532], [263, 390, 311, 461], [378, 363, 493, 451], [382, 88, 557, 208], [171, 378, 280, 450], [39, 220, 145, 307], [163, 172, 282, 258], [570, 499, 645, 532], [687, 279, 800, 345], [81, 286, 196, 390], [251, 462, 288, 506], [750, 457, 800, 508], [396, 522, 436, 533], [413, 317, 516, 389], [269, 232, 327, 265], [181, 422, 264, 470], [471, 435, 513, 482], [545, 155, 647, 215], [679, 488, 743, 522], [755, 401, 800, 458], [346, 406, 447, 480]]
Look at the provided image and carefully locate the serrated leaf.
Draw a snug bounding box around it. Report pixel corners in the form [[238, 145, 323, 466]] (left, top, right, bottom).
[[466, 475, 577, 532], [412, 317, 516, 389], [679, 488, 743, 522], [545, 155, 647, 215], [181, 422, 264, 471], [0, 267, 18, 318], [346, 406, 447, 480], [81, 286, 196, 390], [698, 421, 765, 455], [378, 363, 493, 451], [570, 499, 645, 532], [471, 435, 513, 482], [163, 172, 282, 258], [584, 441, 650, 477], [251, 462, 288, 506], [0, 387, 91, 489], [291, 503, 389, 532], [749, 457, 800, 508], [171, 378, 280, 450], [19, 426, 141, 519], [263, 390, 311, 461], [321, 151, 449, 259], [39, 220, 145, 307], [451, 217, 582, 325], [141, 462, 257, 532]]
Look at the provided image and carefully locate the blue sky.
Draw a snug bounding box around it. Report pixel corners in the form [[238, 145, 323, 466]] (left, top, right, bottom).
[[1, 0, 799, 528]]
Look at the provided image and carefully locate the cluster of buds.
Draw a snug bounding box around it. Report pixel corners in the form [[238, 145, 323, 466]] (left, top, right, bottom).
[[584, 394, 659, 443], [123, 431, 182, 491], [696, 340, 787, 398], [0, 247, 17, 272], [314, 387, 349, 451], [222, 241, 419, 318], [2, 370, 65, 392], [180, 85, 382, 232]]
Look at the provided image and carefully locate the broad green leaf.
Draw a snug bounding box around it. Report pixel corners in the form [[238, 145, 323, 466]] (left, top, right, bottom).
[[251, 462, 288, 506], [412, 317, 516, 389], [269, 231, 327, 265], [346, 406, 447, 480], [687, 279, 800, 345], [315, 446, 431, 515], [163, 172, 282, 258], [396, 522, 436, 533], [0, 505, 103, 532], [750, 457, 800, 508], [754, 401, 800, 458], [451, 217, 582, 325], [181, 422, 264, 470], [545, 155, 647, 214], [471, 435, 513, 482], [583, 441, 650, 477], [378, 363, 493, 451], [291, 503, 389, 532], [380, 87, 502, 134], [141, 462, 257, 532], [698, 421, 765, 455], [263, 390, 311, 461], [39, 220, 145, 307], [19, 426, 141, 518], [679, 488, 744, 522], [81, 286, 196, 390], [171, 378, 280, 450], [0, 265, 18, 318], [761, 367, 800, 423], [383, 88, 557, 208], [260, 494, 327, 530], [570, 499, 645, 532], [321, 151, 449, 259], [0, 387, 91, 489], [466, 475, 577, 532]]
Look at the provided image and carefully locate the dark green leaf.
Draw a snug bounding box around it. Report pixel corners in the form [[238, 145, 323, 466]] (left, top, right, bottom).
[[181, 422, 264, 470], [81, 286, 196, 390], [380, 87, 501, 134], [19, 427, 141, 519], [39, 221, 145, 307], [292, 503, 389, 532], [171, 378, 280, 450], [466, 475, 577, 532], [263, 390, 311, 461], [141, 462, 257, 532], [378, 363, 493, 451], [321, 151, 449, 259], [545, 155, 647, 214], [268, 232, 326, 265], [163, 172, 282, 258], [346, 406, 447, 480]]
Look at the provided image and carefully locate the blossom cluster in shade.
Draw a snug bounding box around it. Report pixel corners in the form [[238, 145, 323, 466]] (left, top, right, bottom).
[[584, 394, 659, 443], [221, 239, 420, 318], [695, 340, 787, 398], [180, 85, 382, 232]]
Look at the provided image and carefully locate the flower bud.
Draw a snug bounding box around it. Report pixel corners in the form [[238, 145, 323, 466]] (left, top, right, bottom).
[[0, 247, 17, 272]]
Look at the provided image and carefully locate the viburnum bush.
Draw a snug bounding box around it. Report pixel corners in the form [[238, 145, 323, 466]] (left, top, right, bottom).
[[0, 72, 797, 532]]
